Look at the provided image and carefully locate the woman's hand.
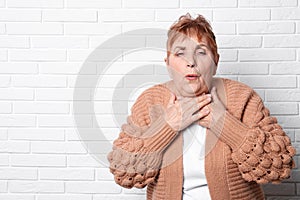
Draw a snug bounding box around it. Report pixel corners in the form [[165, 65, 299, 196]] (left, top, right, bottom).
[[199, 87, 226, 130], [164, 92, 212, 132]]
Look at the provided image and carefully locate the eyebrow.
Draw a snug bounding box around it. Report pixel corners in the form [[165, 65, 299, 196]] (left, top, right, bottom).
[[173, 44, 208, 50]]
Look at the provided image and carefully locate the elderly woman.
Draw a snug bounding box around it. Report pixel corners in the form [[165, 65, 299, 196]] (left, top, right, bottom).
[[107, 13, 296, 200]]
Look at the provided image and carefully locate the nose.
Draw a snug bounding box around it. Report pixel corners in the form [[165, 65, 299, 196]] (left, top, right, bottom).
[[187, 63, 195, 68]]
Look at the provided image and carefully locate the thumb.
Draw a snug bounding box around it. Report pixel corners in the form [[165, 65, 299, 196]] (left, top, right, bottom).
[[168, 92, 176, 105], [211, 87, 220, 103]]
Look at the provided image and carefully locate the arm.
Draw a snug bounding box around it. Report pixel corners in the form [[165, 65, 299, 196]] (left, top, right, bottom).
[[211, 91, 296, 184], [107, 86, 178, 189]]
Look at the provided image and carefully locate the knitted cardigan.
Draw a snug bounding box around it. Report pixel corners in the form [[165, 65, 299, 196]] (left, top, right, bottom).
[[107, 78, 296, 200]]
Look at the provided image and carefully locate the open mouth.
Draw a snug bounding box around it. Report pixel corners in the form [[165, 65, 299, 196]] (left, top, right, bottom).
[[185, 74, 199, 80]]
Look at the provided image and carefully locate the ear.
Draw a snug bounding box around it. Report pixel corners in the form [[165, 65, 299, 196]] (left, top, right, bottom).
[[164, 57, 168, 65]]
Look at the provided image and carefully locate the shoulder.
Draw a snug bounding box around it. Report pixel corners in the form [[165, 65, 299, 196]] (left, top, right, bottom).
[[130, 83, 172, 115], [221, 78, 263, 118]]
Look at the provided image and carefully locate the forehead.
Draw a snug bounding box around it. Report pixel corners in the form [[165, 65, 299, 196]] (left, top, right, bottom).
[[171, 33, 208, 49]]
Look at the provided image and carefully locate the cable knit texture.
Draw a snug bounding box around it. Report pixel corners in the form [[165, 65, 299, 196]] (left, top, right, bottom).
[[107, 78, 296, 199]]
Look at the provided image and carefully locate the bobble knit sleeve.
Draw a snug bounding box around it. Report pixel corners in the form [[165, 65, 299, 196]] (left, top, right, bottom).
[[107, 85, 177, 189], [212, 91, 296, 184]]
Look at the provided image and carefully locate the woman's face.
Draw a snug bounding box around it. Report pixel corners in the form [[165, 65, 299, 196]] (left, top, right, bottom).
[[165, 34, 218, 97]]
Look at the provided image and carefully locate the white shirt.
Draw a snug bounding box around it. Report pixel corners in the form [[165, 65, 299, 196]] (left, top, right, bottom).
[[182, 123, 211, 200]]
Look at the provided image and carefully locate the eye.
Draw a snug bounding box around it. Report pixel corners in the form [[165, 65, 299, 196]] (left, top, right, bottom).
[[196, 49, 206, 55], [175, 51, 184, 56]]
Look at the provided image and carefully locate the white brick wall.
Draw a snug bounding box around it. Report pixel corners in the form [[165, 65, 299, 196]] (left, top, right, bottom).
[[0, 0, 299, 199]]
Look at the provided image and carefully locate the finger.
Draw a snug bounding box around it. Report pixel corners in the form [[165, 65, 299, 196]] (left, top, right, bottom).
[[186, 95, 211, 115], [190, 106, 210, 122], [168, 92, 176, 105]]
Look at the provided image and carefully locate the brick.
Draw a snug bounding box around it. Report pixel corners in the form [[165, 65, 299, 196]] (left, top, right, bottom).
[[264, 102, 298, 115], [0, 63, 37, 74], [124, 75, 169, 87], [38, 115, 92, 127], [36, 88, 91, 101], [94, 88, 130, 101], [122, 22, 170, 34], [68, 49, 122, 62], [67, 155, 102, 167], [0, 9, 41, 21], [0, 50, 7, 60], [266, 89, 300, 102], [0, 115, 35, 127], [214, 9, 270, 21], [123, 49, 165, 62], [97, 62, 154, 75], [43, 10, 97, 22], [155, 9, 212, 22], [66, 181, 121, 194], [217, 63, 268, 75], [238, 22, 295, 34], [101, 9, 154, 22], [12, 75, 67, 88], [218, 49, 238, 62], [31, 141, 86, 154], [7, 23, 63, 35], [239, 0, 297, 7], [11, 155, 66, 167], [39, 168, 94, 180], [8, 128, 64, 141], [212, 22, 236, 35], [298, 22, 300, 34], [65, 128, 119, 141], [124, 0, 178, 8], [270, 63, 300, 75], [0, 0, 4, 7], [65, 23, 121, 35], [9, 181, 64, 193], [0, 168, 37, 180], [36, 194, 92, 200], [0, 88, 33, 100], [0, 129, 7, 140], [0, 195, 34, 200], [7, 0, 63, 8], [264, 35, 300, 48], [277, 116, 300, 128], [66, 0, 121, 8], [0, 181, 7, 192], [262, 183, 295, 195], [0, 155, 8, 166], [217, 36, 262, 48], [0, 102, 12, 113], [0, 36, 29, 48], [0, 23, 4, 34], [239, 49, 296, 61], [296, 130, 300, 142], [0, 76, 10, 88], [239, 76, 296, 88], [96, 168, 114, 181], [32, 36, 89, 49], [10, 49, 66, 61], [14, 102, 69, 114], [93, 195, 145, 200], [94, 101, 128, 114], [90, 35, 146, 49], [272, 8, 300, 20], [68, 75, 123, 88], [40, 62, 96, 75], [0, 141, 30, 153], [181, 0, 237, 8]]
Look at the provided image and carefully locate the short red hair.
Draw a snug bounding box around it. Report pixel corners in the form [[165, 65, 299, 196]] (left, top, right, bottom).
[[166, 13, 219, 65]]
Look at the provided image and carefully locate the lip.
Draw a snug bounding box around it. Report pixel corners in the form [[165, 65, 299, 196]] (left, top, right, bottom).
[[185, 74, 199, 80]]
